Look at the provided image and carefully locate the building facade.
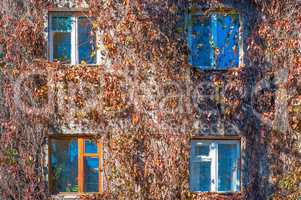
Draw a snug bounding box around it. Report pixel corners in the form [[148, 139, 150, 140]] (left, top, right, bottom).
[[0, 0, 300, 200]]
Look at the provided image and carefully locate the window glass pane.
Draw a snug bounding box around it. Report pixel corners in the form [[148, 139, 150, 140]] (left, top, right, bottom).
[[84, 139, 98, 154], [0, 45, 3, 59], [78, 17, 96, 64], [218, 143, 240, 192], [190, 161, 211, 192], [51, 138, 78, 193], [190, 15, 211, 67], [51, 16, 72, 32], [215, 14, 240, 68], [195, 144, 210, 156], [53, 32, 71, 62], [84, 157, 99, 192]]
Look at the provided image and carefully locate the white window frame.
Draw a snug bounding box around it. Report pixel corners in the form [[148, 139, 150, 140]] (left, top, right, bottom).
[[48, 12, 101, 65], [187, 9, 243, 70], [190, 139, 241, 193]]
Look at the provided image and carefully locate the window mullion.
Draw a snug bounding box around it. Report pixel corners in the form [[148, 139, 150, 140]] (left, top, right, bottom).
[[97, 140, 102, 192], [71, 16, 77, 65], [239, 16, 242, 68], [210, 14, 218, 68], [96, 29, 102, 65], [210, 142, 217, 192], [78, 138, 84, 192], [187, 14, 193, 65], [49, 16, 53, 61]]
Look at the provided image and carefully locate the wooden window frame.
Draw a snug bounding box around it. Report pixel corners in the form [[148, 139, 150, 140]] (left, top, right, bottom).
[[48, 135, 103, 194], [190, 137, 241, 193], [187, 8, 243, 70], [48, 11, 101, 65]]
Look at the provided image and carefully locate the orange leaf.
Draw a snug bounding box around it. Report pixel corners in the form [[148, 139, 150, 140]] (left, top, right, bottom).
[[132, 113, 139, 125]]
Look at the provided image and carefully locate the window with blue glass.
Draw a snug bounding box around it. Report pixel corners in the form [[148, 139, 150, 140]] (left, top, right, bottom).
[[0, 44, 4, 59], [190, 140, 241, 192], [49, 13, 97, 64], [188, 11, 241, 69], [50, 137, 102, 194]]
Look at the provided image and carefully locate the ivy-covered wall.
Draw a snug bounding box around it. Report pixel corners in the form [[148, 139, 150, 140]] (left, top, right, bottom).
[[0, 0, 300, 200]]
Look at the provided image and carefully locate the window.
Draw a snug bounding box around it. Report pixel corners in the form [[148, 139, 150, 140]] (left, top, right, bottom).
[[49, 136, 102, 194], [188, 10, 241, 69], [49, 12, 98, 64], [190, 140, 240, 193], [0, 44, 3, 59]]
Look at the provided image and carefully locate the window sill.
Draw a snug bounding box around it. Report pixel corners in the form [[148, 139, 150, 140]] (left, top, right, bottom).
[[191, 65, 241, 72], [51, 192, 101, 199], [49, 62, 102, 68], [190, 191, 242, 196], [191, 191, 241, 193], [51, 193, 80, 200], [48, 8, 89, 12]]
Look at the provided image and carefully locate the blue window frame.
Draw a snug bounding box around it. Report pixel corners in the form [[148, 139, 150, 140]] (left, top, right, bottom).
[[188, 11, 241, 69]]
